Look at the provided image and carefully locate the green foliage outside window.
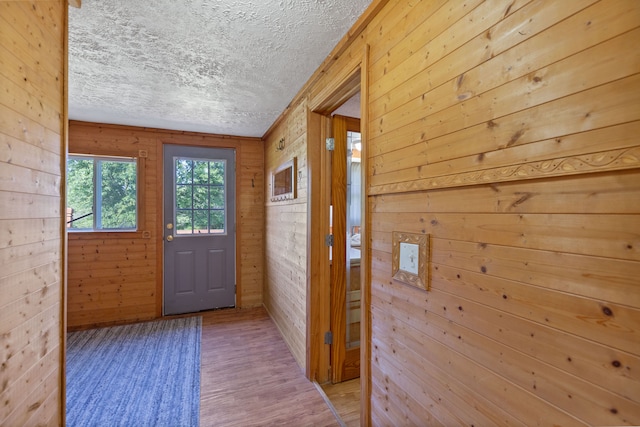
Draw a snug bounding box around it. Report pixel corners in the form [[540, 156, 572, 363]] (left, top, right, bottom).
[[67, 156, 137, 230]]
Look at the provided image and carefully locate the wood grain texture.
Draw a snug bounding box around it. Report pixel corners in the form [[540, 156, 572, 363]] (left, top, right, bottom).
[[0, 1, 65, 425], [263, 0, 640, 425], [321, 378, 360, 426], [67, 121, 264, 329], [263, 99, 310, 369], [306, 110, 332, 382], [331, 115, 349, 383], [198, 307, 339, 426]]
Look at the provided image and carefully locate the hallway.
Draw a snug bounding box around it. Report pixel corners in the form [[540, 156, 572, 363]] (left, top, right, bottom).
[[198, 307, 339, 426]]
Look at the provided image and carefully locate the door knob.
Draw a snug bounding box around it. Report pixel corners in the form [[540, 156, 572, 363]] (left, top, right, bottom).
[[166, 235, 174, 242]]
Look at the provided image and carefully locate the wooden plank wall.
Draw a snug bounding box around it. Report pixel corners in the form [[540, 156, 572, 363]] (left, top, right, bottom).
[[266, 0, 640, 424], [365, 0, 640, 425], [263, 98, 309, 368], [68, 121, 264, 329], [0, 1, 65, 425]]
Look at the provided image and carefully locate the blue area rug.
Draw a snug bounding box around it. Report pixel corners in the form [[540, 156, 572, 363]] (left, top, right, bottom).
[[66, 316, 201, 427]]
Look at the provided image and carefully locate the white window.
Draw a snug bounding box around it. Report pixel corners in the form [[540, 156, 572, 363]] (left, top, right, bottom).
[[67, 155, 138, 231]]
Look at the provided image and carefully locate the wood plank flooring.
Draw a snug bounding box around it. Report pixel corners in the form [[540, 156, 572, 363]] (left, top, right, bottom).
[[321, 378, 361, 426], [199, 307, 339, 426]]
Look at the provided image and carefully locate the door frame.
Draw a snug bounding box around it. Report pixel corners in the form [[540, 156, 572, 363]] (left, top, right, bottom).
[[307, 44, 371, 421]]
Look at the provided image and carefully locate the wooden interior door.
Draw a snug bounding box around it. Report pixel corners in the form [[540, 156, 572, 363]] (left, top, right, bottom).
[[330, 115, 361, 383]]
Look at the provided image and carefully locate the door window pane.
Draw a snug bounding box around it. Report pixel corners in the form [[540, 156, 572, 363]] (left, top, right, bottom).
[[176, 210, 192, 234], [176, 159, 193, 184], [176, 185, 192, 209], [193, 185, 208, 209], [210, 210, 224, 233], [193, 161, 209, 184], [194, 210, 209, 233], [209, 161, 225, 185], [210, 187, 224, 209], [174, 158, 226, 235]]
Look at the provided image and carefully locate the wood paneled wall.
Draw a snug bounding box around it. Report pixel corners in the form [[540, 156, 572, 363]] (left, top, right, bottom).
[[263, 98, 310, 368], [68, 121, 264, 329], [265, 0, 640, 424], [0, 1, 66, 425], [365, 1, 640, 424]]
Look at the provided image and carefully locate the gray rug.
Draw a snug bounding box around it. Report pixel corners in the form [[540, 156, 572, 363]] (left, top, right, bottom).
[[66, 316, 201, 427]]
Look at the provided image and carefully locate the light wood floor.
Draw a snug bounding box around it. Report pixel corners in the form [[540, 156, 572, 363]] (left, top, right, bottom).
[[199, 307, 339, 426], [321, 378, 361, 427]]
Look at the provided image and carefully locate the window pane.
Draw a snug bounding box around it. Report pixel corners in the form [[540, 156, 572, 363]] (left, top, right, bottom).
[[210, 187, 224, 209], [210, 210, 225, 233], [100, 160, 137, 229], [176, 159, 193, 184], [194, 210, 209, 233], [67, 158, 94, 229], [209, 161, 225, 185], [193, 185, 208, 209], [193, 161, 209, 184], [176, 210, 192, 234], [176, 185, 192, 209]]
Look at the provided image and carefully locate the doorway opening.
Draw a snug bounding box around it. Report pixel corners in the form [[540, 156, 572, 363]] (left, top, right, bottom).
[[306, 44, 371, 425]]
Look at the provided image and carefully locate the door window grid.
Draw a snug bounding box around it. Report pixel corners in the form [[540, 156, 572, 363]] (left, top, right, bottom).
[[174, 157, 226, 235]]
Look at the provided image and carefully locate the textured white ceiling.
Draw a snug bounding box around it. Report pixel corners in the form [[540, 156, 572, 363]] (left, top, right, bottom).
[[68, 0, 371, 137]]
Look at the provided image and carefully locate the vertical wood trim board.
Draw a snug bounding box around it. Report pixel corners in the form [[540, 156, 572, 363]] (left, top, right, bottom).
[[359, 43, 372, 427], [60, 2, 70, 424], [264, 0, 640, 425], [0, 1, 66, 425], [305, 109, 331, 382], [67, 121, 264, 329]]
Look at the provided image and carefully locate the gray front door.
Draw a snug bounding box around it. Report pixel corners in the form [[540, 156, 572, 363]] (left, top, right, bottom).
[[163, 144, 236, 315]]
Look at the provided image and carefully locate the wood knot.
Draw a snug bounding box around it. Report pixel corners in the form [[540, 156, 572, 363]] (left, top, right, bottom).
[[504, 1, 514, 17], [511, 192, 532, 208], [507, 129, 525, 147], [612, 360, 622, 368], [480, 266, 487, 273], [602, 306, 613, 316], [487, 120, 498, 129]]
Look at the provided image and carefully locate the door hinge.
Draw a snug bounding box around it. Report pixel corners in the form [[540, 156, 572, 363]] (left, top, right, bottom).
[[325, 234, 334, 247], [324, 331, 333, 345], [325, 137, 335, 151]]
